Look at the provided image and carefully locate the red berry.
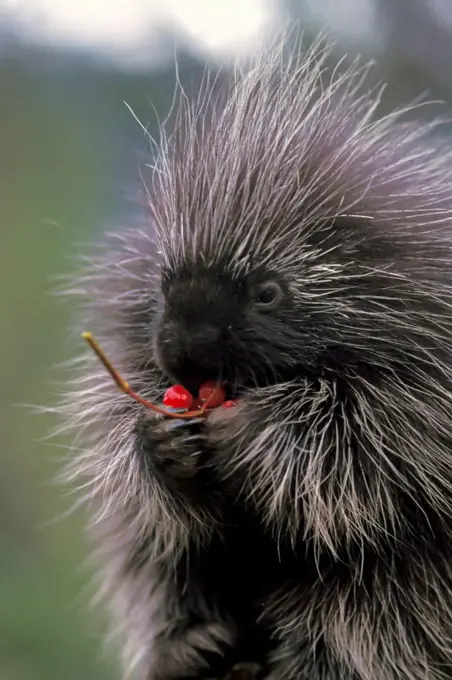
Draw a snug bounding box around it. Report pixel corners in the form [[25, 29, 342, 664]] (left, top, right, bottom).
[[198, 381, 226, 408], [163, 385, 193, 410], [221, 399, 239, 409]]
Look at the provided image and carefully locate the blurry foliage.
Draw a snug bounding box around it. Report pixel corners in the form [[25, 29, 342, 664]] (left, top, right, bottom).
[[2, 3, 452, 678]]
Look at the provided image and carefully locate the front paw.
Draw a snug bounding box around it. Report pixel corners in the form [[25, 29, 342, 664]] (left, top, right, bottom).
[[135, 412, 205, 486], [150, 619, 237, 680], [223, 662, 263, 679]]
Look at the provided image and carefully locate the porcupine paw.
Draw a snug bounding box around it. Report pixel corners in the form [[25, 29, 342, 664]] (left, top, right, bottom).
[[149, 620, 237, 680], [221, 662, 263, 680], [135, 411, 205, 484]]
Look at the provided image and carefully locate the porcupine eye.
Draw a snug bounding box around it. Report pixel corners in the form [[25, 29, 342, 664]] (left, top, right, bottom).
[[252, 281, 284, 312]]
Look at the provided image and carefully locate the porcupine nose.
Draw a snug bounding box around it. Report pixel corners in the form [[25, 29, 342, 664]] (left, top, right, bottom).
[[184, 323, 222, 361], [157, 317, 224, 387]]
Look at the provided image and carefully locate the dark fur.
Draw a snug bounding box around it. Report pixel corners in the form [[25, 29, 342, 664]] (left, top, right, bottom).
[[60, 36, 452, 679]]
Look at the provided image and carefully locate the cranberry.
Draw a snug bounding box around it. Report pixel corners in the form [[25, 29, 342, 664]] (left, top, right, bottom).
[[163, 385, 193, 410], [198, 381, 226, 408]]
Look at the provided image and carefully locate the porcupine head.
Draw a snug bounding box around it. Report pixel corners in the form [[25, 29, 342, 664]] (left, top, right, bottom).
[[63, 34, 452, 599]]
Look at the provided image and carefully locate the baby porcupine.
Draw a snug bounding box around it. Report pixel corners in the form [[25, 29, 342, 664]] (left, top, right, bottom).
[[60, 35, 452, 680]]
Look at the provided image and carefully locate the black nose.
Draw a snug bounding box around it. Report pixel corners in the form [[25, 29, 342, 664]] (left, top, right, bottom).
[[186, 324, 222, 352], [179, 324, 223, 371], [156, 320, 223, 387]]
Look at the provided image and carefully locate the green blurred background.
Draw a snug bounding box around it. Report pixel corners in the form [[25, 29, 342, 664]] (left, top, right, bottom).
[[2, 1, 452, 678]]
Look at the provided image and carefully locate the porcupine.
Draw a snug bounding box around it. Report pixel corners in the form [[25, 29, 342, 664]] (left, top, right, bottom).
[[59, 34, 452, 680]]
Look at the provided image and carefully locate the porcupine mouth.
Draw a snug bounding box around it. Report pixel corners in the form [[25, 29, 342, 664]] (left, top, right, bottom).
[[187, 365, 301, 402], [174, 373, 245, 403], [172, 354, 304, 403]]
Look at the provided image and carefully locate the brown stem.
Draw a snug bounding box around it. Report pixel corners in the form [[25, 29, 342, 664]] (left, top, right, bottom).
[[81, 332, 217, 419]]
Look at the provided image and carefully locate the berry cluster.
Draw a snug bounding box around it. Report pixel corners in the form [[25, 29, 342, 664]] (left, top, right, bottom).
[[163, 382, 238, 413]]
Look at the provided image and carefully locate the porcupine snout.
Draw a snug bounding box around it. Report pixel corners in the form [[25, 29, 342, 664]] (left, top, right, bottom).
[[154, 269, 241, 390]]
